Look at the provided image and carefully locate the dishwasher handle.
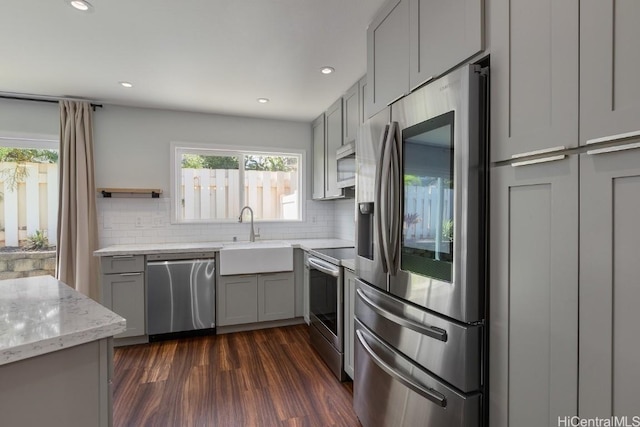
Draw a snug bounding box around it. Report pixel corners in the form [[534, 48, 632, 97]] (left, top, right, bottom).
[[147, 259, 215, 266]]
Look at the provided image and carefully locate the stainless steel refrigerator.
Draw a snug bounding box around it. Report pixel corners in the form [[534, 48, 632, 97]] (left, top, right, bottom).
[[354, 64, 489, 427]]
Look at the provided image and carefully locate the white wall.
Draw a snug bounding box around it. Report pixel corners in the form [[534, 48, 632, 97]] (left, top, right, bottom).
[[0, 99, 58, 138], [92, 105, 312, 192], [0, 99, 357, 245]]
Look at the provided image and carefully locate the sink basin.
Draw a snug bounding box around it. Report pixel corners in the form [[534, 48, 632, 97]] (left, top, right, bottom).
[[219, 241, 293, 275]]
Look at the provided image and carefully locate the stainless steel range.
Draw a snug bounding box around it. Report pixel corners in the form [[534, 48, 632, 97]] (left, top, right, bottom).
[[306, 247, 355, 381]]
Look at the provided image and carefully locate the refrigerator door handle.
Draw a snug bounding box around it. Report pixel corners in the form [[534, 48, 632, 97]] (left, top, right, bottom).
[[388, 121, 401, 275], [375, 124, 392, 274], [356, 287, 448, 342], [356, 329, 448, 407]]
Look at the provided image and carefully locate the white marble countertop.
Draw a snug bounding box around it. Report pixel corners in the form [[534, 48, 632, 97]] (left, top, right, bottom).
[[94, 238, 354, 256], [0, 276, 126, 366]]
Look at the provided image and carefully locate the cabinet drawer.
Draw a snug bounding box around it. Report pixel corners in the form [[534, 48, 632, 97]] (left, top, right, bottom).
[[101, 255, 145, 274]]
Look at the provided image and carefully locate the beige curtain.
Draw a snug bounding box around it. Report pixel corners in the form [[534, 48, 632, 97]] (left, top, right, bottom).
[[56, 101, 99, 300]]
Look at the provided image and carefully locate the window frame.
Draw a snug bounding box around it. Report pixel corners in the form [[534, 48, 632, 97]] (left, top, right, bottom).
[[170, 141, 305, 224]]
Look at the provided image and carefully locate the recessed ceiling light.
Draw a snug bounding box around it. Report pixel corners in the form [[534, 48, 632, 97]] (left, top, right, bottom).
[[68, 0, 93, 12], [119, 81, 133, 88], [320, 66, 335, 75], [257, 98, 270, 104]]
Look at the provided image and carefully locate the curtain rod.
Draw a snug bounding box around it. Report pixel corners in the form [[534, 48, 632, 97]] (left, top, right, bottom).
[[0, 94, 103, 110]]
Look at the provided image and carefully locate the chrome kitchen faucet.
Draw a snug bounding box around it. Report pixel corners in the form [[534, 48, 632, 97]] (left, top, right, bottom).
[[238, 206, 259, 242]]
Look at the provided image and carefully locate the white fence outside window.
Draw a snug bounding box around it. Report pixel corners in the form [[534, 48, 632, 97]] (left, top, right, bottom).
[[181, 168, 298, 221], [0, 162, 58, 247]]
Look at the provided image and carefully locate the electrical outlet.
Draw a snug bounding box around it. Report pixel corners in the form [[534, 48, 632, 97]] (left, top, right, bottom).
[[135, 216, 143, 228], [312, 216, 317, 223], [152, 214, 163, 227]]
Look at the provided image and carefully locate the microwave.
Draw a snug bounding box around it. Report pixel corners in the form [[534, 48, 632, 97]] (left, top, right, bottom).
[[336, 141, 356, 188]]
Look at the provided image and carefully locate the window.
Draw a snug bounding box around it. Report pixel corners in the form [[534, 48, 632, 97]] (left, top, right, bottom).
[[0, 135, 58, 278], [171, 143, 303, 223]]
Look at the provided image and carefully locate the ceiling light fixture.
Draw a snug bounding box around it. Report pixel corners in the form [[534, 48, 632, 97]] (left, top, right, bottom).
[[68, 0, 93, 12], [119, 81, 133, 88], [320, 66, 335, 75], [257, 98, 270, 104]]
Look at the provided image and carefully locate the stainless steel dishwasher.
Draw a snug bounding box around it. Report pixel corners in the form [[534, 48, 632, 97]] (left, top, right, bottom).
[[146, 252, 216, 339]]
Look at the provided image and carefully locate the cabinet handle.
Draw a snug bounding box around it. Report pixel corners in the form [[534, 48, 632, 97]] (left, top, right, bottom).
[[119, 272, 142, 277], [511, 146, 566, 167], [112, 255, 134, 259], [586, 142, 640, 156], [586, 129, 640, 146]]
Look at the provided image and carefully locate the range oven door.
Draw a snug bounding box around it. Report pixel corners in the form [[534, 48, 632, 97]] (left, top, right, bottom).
[[385, 64, 487, 323], [308, 257, 343, 351]]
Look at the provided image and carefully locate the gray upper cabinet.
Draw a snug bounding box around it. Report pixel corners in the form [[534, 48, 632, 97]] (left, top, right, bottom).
[[490, 0, 579, 162], [359, 75, 368, 125], [490, 157, 579, 427], [324, 98, 344, 199], [343, 82, 359, 146], [311, 114, 325, 200], [409, 0, 483, 90], [580, 0, 640, 145], [366, 0, 410, 118]]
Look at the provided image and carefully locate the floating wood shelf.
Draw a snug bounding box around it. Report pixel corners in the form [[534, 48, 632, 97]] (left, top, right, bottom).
[[97, 188, 162, 198]]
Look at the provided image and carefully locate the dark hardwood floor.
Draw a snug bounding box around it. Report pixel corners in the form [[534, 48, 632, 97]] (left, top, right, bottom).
[[113, 324, 361, 427]]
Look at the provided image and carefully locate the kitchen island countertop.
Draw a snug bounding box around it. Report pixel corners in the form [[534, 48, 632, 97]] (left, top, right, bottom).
[[0, 275, 126, 366]]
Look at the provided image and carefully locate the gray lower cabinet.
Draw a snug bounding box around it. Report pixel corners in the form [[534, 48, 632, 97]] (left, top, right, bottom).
[[579, 148, 640, 418], [217, 274, 258, 326], [490, 0, 579, 162], [100, 255, 146, 339], [217, 272, 294, 326], [343, 268, 356, 380], [303, 252, 310, 324], [0, 339, 113, 427], [490, 157, 579, 427]]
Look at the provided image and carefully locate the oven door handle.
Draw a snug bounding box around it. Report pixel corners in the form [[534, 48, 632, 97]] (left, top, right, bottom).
[[356, 287, 448, 342], [356, 329, 447, 407], [307, 258, 340, 277]]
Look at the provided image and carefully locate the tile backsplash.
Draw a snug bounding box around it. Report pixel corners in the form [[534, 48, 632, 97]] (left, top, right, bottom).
[[97, 197, 355, 247]]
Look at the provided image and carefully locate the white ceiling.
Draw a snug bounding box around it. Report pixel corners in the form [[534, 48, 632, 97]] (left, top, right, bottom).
[[1, 0, 387, 122]]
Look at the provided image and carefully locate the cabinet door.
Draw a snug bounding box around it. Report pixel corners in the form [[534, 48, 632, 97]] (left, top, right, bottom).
[[489, 157, 578, 427], [343, 269, 356, 380], [217, 275, 258, 326], [103, 273, 145, 338], [581, 1, 640, 145], [312, 114, 326, 200], [325, 98, 343, 199], [579, 148, 640, 418], [359, 75, 368, 125], [490, 0, 578, 162], [366, 0, 409, 118], [258, 272, 295, 322], [343, 82, 360, 146], [303, 254, 310, 324], [409, 0, 483, 90]]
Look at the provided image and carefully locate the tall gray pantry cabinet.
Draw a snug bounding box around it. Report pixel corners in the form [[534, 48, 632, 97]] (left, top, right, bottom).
[[579, 0, 640, 418], [490, 0, 640, 425]]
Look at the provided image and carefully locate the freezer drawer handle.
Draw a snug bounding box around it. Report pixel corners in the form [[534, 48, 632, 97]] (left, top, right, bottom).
[[356, 288, 448, 342], [356, 329, 447, 407], [119, 272, 142, 277]]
